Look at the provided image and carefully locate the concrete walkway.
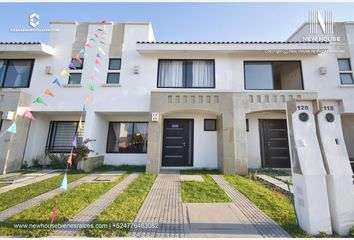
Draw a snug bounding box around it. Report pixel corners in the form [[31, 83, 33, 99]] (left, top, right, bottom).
[[257, 174, 294, 194], [53, 173, 140, 237], [0, 172, 61, 194], [212, 175, 291, 238], [0, 174, 95, 222], [128, 170, 184, 238]]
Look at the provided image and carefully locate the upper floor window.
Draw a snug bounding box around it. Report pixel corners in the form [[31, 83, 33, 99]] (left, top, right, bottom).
[[107, 58, 121, 84], [244, 61, 303, 90], [157, 60, 215, 88], [68, 58, 84, 84], [0, 59, 34, 88], [338, 58, 354, 84]]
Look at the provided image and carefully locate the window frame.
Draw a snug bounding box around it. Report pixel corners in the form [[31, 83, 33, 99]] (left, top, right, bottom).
[[157, 59, 216, 89], [69, 58, 84, 70], [204, 119, 217, 131], [106, 121, 149, 154], [68, 73, 82, 85], [45, 121, 83, 153], [338, 58, 354, 85], [106, 58, 121, 84], [243, 60, 304, 90], [0, 59, 34, 88]]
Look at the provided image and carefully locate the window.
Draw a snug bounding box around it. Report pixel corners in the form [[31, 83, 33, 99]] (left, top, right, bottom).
[[158, 60, 215, 88], [106, 58, 121, 84], [69, 58, 84, 70], [244, 61, 303, 90], [106, 122, 148, 153], [46, 121, 84, 153], [68, 73, 82, 84], [109, 59, 121, 70], [338, 59, 354, 84], [0, 59, 34, 88], [204, 119, 217, 131]]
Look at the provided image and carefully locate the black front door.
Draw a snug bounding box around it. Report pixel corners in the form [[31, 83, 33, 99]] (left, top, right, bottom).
[[260, 119, 291, 168], [162, 119, 193, 166]]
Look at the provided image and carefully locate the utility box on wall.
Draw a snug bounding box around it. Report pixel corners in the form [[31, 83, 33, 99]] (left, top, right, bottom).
[[286, 99, 332, 235]]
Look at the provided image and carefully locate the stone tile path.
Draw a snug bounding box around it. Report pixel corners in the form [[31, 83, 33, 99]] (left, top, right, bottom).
[[0, 175, 95, 222], [0, 172, 61, 194], [258, 174, 294, 194], [212, 175, 291, 237], [53, 173, 140, 236], [128, 170, 184, 238], [183, 203, 262, 238]]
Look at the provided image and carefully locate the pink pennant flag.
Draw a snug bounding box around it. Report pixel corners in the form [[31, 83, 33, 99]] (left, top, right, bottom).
[[74, 54, 82, 63], [22, 110, 35, 120], [50, 207, 59, 224], [91, 75, 97, 81], [85, 43, 92, 48], [95, 59, 101, 65], [67, 150, 73, 167]]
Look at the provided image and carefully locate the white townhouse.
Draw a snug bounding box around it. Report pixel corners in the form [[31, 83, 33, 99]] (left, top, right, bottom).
[[0, 21, 353, 174]]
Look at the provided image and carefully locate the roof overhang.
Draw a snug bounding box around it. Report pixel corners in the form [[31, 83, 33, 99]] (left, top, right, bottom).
[[0, 43, 55, 56], [136, 42, 329, 55]]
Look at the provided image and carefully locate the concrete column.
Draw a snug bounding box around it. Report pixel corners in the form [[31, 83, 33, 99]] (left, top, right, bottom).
[[218, 112, 236, 175], [146, 115, 163, 174], [233, 95, 249, 175]]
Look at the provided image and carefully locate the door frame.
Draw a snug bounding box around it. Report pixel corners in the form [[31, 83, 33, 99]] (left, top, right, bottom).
[[259, 119, 290, 168], [161, 118, 194, 167]]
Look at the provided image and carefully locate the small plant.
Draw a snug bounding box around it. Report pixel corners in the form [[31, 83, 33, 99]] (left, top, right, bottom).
[[45, 152, 68, 169], [350, 226, 354, 237], [31, 158, 42, 168], [21, 161, 28, 170], [73, 138, 96, 162]]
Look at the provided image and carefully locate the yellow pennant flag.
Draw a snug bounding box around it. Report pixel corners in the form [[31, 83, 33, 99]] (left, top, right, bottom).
[[98, 47, 106, 56], [61, 70, 70, 77], [78, 117, 84, 133]]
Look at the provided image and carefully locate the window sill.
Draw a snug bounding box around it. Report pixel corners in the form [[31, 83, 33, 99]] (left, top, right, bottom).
[[62, 84, 82, 88], [339, 84, 354, 88], [101, 83, 121, 87]]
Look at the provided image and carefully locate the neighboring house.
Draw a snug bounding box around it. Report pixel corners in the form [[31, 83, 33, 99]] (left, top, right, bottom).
[[0, 21, 353, 175]]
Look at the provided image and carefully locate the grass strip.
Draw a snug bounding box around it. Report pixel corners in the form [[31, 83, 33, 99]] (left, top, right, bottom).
[[0, 183, 9, 188], [180, 169, 220, 175], [224, 175, 310, 237], [0, 174, 128, 237], [82, 173, 156, 237], [0, 173, 86, 212], [181, 175, 231, 203]]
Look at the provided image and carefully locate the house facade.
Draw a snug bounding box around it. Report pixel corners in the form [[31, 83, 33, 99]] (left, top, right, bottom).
[[0, 21, 353, 175]]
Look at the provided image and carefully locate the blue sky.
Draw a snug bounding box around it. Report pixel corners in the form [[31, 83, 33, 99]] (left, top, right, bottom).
[[0, 3, 354, 43]]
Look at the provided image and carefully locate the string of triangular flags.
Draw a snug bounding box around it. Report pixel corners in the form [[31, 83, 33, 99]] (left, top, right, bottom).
[[0, 22, 108, 223], [54, 23, 108, 223]]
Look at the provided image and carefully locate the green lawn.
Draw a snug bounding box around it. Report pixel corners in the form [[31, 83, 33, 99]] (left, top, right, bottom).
[[0, 173, 86, 212], [0, 174, 128, 237], [82, 173, 156, 237], [0, 183, 9, 188], [181, 175, 231, 203], [224, 175, 310, 237], [93, 165, 146, 172]]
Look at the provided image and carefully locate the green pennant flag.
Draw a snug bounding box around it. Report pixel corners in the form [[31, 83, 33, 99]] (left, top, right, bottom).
[[88, 84, 95, 92], [33, 97, 47, 105]]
